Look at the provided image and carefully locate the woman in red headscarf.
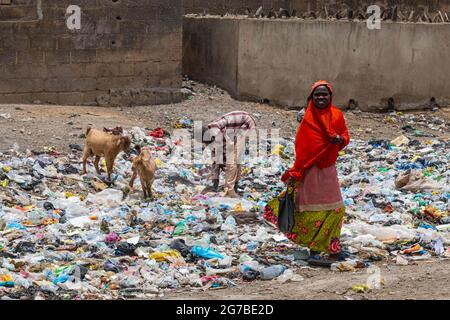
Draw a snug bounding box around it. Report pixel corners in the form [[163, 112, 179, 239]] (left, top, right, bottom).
[[264, 80, 350, 265]]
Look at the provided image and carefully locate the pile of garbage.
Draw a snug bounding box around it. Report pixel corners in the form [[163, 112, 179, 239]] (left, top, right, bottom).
[[0, 123, 449, 299], [384, 111, 448, 136]]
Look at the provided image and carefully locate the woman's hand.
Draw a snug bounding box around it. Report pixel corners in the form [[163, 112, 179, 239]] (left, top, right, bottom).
[[331, 135, 344, 145]]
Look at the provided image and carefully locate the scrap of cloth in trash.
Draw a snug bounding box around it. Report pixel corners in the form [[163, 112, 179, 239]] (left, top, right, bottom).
[[282, 80, 350, 182], [149, 128, 164, 138], [265, 195, 345, 254]]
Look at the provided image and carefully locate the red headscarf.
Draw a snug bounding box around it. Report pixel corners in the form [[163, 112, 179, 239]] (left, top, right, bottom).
[[281, 80, 350, 182]]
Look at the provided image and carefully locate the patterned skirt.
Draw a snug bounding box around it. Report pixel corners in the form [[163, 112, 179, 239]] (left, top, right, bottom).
[[264, 190, 345, 254]]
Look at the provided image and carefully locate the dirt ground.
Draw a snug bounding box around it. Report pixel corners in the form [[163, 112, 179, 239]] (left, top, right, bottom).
[[0, 81, 449, 300], [1, 82, 449, 153], [165, 259, 450, 300]]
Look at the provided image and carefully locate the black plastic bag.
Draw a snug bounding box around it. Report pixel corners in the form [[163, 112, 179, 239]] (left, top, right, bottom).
[[170, 239, 190, 257], [277, 187, 295, 233]]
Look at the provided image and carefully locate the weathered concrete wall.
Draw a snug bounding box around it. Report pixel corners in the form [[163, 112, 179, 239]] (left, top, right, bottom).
[[183, 16, 450, 111], [0, 0, 182, 106], [183, 18, 239, 96], [183, 0, 290, 15]]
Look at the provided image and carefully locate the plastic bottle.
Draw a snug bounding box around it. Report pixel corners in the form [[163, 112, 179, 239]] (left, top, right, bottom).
[[433, 238, 445, 255], [33, 162, 47, 176], [192, 223, 204, 233], [214, 212, 224, 225], [239, 254, 253, 263], [13, 277, 32, 289], [230, 238, 239, 247], [239, 260, 261, 273], [120, 276, 140, 288], [344, 198, 354, 206], [275, 269, 304, 283], [192, 237, 210, 248], [6, 172, 28, 184], [246, 241, 258, 252], [218, 255, 232, 268], [221, 216, 237, 232], [254, 227, 269, 242], [39, 283, 58, 294], [259, 265, 286, 280], [1, 259, 15, 271], [441, 217, 450, 224], [191, 233, 211, 248], [27, 210, 45, 225]]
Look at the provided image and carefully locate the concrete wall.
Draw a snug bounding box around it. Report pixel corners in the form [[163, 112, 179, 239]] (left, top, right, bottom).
[[183, 0, 290, 15], [183, 16, 450, 111], [0, 0, 183, 106], [183, 18, 239, 96]]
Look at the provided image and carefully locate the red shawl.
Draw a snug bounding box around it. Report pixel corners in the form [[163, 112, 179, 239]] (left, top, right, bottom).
[[281, 80, 350, 182]]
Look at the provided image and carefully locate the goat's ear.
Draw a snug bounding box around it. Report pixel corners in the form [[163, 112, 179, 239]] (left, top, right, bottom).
[[116, 139, 122, 147]]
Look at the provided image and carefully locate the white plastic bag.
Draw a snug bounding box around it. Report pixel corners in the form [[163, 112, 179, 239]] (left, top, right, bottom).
[[86, 189, 123, 208]]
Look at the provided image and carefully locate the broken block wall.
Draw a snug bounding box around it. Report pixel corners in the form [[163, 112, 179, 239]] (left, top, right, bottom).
[[183, 0, 291, 15], [0, 0, 182, 106], [289, 0, 450, 14]]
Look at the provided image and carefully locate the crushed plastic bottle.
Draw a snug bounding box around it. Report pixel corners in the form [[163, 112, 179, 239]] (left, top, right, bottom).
[[276, 269, 304, 283], [239, 260, 261, 273], [259, 265, 286, 280], [254, 226, 270, 242], [221, 215, 237, 232]]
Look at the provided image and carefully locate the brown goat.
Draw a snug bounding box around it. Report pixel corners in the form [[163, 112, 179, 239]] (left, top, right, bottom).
[[82, 127, 131, 181], [129, 146, 157, 199]]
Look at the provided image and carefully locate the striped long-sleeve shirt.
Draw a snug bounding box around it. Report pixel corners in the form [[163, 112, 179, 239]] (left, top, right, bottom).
[[207, 111, 256, 139], [207, 111, 256, 166]]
